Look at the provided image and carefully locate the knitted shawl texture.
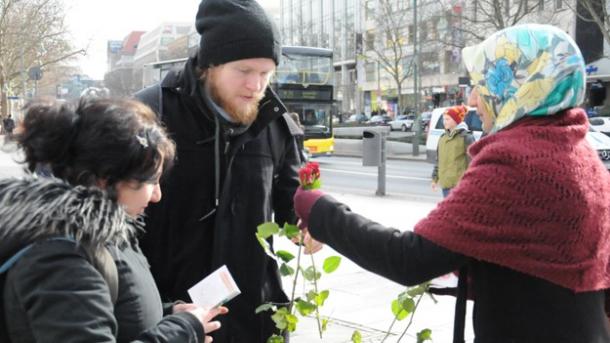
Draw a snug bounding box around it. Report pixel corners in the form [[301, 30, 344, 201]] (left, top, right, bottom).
[[415, 108, 610, 292]]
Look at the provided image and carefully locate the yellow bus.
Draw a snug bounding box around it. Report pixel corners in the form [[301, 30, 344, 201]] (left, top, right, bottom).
[[272, 46, 335, 156]]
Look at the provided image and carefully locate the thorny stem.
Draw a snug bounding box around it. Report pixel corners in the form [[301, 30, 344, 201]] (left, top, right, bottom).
[[288, 235, 304, 314], [380, 317, 398, 343], [309, 253, 323, 338]]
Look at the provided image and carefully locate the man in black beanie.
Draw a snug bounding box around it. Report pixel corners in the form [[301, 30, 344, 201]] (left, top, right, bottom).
[[135, 0, 304, 341]]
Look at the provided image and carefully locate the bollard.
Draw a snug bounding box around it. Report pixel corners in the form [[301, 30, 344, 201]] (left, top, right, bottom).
[[362, 129, 388, 196]]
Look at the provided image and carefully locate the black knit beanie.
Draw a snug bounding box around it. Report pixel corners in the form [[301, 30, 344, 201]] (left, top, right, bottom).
[[195, 0, 281, 68]]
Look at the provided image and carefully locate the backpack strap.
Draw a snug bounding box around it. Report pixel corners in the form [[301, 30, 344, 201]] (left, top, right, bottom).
[[0, 237, 118, 304], [452, 264, 469, 343]]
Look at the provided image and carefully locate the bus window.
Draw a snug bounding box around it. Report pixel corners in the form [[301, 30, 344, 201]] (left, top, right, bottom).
[[304, 109, 317, 125]]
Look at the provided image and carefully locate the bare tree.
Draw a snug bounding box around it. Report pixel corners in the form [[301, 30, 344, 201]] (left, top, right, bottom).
[[436, 0, 565, 47], [361, 0, 415, 116], [104, 68, 141, 97], [563, 0, 610, 53], [0, 0, 77, 117]]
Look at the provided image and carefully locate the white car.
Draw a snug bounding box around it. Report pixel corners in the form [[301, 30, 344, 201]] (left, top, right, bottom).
[[425, 107, 610, 170], [588, 116, 610, 136], [389, 115, 414, 132], [586, 126, 610, 169]]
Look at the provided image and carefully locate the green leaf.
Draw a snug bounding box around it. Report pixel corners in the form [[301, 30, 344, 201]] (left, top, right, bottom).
[[283, 223, 300, 239], [407, 283, 429, 297], [417, 328, 433, 342], [302, 266, 321, 281], [257, 222, 280, 239], [295, 299, 317, 316], [279, 263, 294, 276], [351, 330, 362, 343], [271, 307, 289, 330], [314, 289, 329, 306], [322, 318, 329, 331], [256, 235, 276, 260], [285, 313, 298, 332], [399, 297, 416, 313], [255, 303, 274, 314], [322, 256, 342, 273], [266, 334, 284, 343], [391, 299, 410, 321], [276, 250, 295, 263]]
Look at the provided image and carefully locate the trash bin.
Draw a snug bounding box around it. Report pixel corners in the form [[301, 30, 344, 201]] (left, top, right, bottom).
[[362, 130, 382, 166]]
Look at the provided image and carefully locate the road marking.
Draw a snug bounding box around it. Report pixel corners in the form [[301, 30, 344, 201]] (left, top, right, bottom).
[[321, 167, 430, 181]]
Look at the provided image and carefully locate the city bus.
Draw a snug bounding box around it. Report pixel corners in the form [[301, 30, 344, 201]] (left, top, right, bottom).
[[272, 46, 335, 156]]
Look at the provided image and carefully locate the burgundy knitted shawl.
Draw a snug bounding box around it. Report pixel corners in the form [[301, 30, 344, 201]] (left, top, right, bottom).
[[415, 108, 610, 292]]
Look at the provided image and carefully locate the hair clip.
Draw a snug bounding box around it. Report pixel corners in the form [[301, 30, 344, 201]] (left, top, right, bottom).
[[136, 134, 149, 148]]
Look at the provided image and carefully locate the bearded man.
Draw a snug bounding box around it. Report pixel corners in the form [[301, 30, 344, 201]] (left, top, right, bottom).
[[135, 0, 302, 341]]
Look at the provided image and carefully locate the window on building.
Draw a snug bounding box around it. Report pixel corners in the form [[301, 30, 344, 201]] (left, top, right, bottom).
[[408, 25, 414, 44], [365, 0, 375, 21], [555, 0, 562, 9], [444, 50, 460, 73], [420, 51, 440, 75], [366, 30, 375, 51], [420, 23, 428, 42]]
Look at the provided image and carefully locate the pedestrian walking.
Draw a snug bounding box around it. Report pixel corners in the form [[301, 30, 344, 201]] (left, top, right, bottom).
[[135, 0, 303, 341], [293, 24, 610, 342], [431, 104, 475, 197], [0, 98, 226, 342]]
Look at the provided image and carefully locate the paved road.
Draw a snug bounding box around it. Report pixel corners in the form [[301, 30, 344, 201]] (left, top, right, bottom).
[[313, 155, 442, 203]]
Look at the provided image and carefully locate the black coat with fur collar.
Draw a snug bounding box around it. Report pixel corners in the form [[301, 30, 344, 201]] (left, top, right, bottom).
[[0, 178, 204, 342], [135, 56, 302, 342]]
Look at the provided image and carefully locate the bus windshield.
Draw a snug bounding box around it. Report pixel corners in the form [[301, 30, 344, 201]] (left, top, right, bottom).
[[276, 49, 333, 86]]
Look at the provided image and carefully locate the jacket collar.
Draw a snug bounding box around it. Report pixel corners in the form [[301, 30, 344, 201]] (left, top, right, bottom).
[[0, 177, 136, 263]]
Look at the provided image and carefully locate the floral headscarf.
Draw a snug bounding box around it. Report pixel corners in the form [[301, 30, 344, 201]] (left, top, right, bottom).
[[462, 24, 586, 133]]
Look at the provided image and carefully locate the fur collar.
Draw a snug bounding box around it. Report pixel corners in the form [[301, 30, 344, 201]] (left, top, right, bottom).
[[0, 177, 137, 262]]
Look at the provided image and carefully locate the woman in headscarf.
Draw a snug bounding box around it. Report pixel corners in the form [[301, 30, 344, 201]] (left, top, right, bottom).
[[293, 24, 610, 342]]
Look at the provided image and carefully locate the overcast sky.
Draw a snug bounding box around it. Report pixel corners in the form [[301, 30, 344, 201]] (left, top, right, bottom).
[[63, 0, 280, 79]]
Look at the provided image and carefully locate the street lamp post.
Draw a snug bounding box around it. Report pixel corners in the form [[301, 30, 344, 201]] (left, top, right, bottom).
[[412, 0, 420, 156]]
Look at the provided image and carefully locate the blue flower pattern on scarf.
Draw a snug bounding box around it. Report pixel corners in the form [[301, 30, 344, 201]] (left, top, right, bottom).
[[486, 58, 514, 102], [462, 24, 586, 133]]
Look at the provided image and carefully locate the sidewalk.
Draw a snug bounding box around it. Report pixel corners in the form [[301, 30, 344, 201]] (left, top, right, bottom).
[[333, 138, 428, 162], [275, 191, 474, 342]]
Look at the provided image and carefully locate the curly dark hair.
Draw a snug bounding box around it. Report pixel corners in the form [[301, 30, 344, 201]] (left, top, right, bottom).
[[17, 98, 175, 191]]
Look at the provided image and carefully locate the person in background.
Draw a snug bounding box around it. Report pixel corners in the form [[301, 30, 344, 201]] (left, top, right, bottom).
[[2, 114, 15, 140], [135, 0, 302, 341], [431, 105, 475, 198], [0, 98, 226, 342], [293, 24, 610, 342], [287, 112, 307, 162]]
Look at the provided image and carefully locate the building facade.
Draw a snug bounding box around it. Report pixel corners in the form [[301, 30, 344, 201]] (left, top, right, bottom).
[[279, 0, 578, 117]]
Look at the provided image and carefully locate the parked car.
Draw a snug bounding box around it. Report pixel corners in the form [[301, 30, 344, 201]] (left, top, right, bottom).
[[588, 116, 610, 137], [367, 115, 392, 125], [346, 113, 367, 123], [389, 114, 414, 131], [586, 126, 610, 169], [426, 106, 610, 170]]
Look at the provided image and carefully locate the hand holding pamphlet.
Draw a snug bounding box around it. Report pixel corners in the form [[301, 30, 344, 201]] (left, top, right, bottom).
[[187, 265, 241, 309]]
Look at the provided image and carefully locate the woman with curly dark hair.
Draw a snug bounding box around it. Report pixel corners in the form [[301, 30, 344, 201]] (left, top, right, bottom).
[[0, 98, 226, 342]]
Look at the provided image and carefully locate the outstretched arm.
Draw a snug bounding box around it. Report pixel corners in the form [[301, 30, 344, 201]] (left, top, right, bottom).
[[307, 196, 468, 286]]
